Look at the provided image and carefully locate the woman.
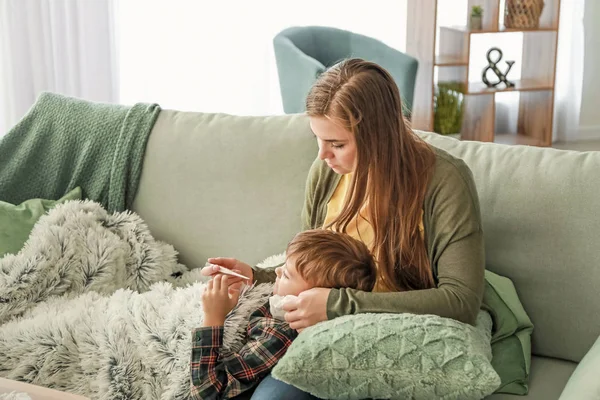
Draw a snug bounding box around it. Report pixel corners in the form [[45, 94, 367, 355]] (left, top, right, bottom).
[[202, 58, 485, 399]]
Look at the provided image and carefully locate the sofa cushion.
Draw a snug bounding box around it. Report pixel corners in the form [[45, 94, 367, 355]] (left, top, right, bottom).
[[486, 356, 576, 400], [418, 132, 600, 363], [132, 111, 317, 269]]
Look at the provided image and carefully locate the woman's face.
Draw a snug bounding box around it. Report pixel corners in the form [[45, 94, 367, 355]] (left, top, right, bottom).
[[309, 116, 357, 175]]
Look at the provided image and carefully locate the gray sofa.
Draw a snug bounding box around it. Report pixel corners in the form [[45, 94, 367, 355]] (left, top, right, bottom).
[[131, 110, 600, 399]]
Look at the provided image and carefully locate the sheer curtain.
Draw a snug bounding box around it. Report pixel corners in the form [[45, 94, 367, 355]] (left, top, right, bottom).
[[115, 0, 408, 115], [0, 0, 118, 136], [553, 0, 584, 142]]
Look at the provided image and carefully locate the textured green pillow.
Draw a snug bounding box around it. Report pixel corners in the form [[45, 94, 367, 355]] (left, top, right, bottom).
[[272, 311, 500, 400], [0, 187, 82, 257]]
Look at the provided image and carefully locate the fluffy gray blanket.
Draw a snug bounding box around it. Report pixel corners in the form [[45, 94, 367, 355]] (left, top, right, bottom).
[[0, 201, 274, 399]]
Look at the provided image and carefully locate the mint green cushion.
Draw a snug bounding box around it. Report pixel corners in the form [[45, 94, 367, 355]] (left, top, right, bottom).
[[483, 270, 534, 395], [559, 336, 600, 400], [0, 187, 82, 257], [272, 311, 500, 400]]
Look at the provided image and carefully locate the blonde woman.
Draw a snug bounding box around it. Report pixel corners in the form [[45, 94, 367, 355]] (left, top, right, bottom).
[[203, 58, 485, 399]]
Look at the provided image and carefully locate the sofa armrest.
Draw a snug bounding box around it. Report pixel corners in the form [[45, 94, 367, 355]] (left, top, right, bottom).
[[559, 335, 600, 399]]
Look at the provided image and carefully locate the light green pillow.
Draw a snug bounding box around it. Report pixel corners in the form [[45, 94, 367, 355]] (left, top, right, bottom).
[[0, 187, 82, 257], [272, 311, 501, 400], [559, 335, 600, 400]]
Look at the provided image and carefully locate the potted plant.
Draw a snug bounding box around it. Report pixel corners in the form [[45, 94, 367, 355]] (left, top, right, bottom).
[[470, 5, 483, 30], [434, 82, 465, 137]]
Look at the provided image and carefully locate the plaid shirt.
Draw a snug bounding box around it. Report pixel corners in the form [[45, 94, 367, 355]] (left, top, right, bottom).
[[190, 302, 297, 400]]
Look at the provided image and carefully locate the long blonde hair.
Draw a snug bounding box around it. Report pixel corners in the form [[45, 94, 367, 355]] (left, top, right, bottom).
[[306, 58, 436, 291]]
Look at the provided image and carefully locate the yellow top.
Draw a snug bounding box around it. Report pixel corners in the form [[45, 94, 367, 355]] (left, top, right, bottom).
[[322, 173, 375, 250], [323, 173, 424, 291]]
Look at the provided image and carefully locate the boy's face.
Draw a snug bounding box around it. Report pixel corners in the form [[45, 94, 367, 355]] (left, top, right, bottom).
[[273, 256, 312, 296]]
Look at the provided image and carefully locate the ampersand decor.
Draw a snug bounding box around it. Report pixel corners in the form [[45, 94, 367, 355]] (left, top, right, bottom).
[[482, 47, 515, 88]]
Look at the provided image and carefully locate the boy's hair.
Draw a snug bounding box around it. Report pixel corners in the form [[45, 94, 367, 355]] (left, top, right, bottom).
[[286, 229, 376, 291]]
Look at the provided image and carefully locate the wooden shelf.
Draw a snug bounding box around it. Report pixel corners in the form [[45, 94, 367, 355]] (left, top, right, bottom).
[[435, 55, 468, 66], [440, 25, 558, 34], [494, 133, 543, 146], [407, 0, 561, 146], [465, 79, 553, 95]]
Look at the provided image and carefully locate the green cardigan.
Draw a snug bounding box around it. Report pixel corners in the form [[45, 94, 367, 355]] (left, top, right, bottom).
[[254, 145, 485, 326]]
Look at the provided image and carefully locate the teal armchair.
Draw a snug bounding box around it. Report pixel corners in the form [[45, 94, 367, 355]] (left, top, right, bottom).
[[273, 26, 418, 116]]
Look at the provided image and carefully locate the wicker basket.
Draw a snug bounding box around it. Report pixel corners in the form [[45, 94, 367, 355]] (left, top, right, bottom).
[[505, 0, 545, 29]]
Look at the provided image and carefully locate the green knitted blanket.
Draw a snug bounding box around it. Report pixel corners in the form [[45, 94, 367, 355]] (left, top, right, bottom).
[[0, 92, 160, 212]]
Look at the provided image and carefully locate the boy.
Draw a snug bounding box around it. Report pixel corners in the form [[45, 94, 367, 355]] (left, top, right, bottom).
[[190, 229, 377, 400]]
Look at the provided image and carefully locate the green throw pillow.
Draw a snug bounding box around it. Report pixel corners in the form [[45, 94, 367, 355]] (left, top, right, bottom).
[[559, 335, 600, 400], [0, 187, 82, 257], [272, 311, 500, 400], [482, 270, 534, 395]]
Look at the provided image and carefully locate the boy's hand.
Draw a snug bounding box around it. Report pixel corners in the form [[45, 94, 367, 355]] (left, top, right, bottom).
[[202, 275, 241, 327]]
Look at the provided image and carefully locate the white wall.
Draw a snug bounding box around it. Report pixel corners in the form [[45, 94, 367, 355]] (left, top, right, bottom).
[[116, 0, 408, 116], [579, 0, 600, 140]]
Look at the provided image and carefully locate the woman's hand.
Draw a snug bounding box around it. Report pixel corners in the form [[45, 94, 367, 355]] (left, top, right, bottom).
[[283, 288, 331, 332], [201, 257, 254, 285]]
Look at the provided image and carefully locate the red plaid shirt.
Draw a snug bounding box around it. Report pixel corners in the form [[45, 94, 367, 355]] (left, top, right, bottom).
[[190, 302, 297, 399]]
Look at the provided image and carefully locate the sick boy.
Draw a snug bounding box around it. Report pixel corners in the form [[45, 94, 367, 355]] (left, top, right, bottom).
[[190, 229, 377, 399]]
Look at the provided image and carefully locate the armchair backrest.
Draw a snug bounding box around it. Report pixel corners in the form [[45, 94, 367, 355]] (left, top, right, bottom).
[[273, 26, 418, 114]]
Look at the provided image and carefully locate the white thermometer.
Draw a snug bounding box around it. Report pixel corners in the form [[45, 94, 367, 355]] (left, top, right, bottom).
[[208, 264, 251, 280]]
